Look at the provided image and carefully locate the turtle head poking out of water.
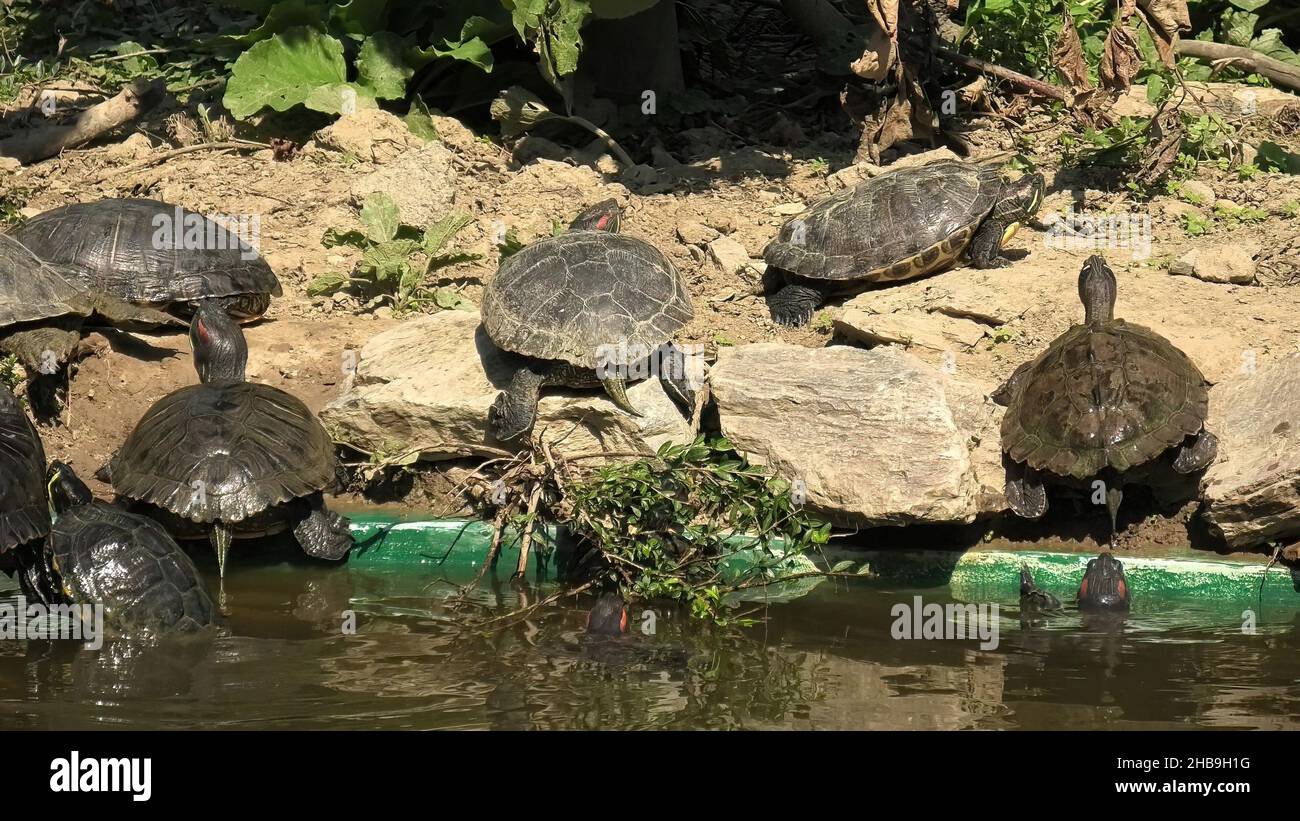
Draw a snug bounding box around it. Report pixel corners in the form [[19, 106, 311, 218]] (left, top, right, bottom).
[[1077, 553, 1130, 612], [586, 593, 629, 636]]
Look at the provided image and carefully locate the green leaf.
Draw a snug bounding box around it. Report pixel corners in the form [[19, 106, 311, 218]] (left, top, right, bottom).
[[830, 560, 855, 573], [218, 0, 328, 47], [302, 82, 378, 114], [404, 97, 440, 142], [536, 0, 591, 92], [1223, 10, 1260, 47], [1145, 74, 1166, 104], [1257, 142, 1300, 173], [329, 0, 390, 38], [360, 193, 402, 243], [306, 271, 349, 296], [223, 27, 347, 119], [1249, 28, 1300, 68], [322, 227, 369, 248], [422, 211, 473, 256], [356, 31, 413, 100], [432, 286, 475, 311], [1228, 0, 1270, 11]]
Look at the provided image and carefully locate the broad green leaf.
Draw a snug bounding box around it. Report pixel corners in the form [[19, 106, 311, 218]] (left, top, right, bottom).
[[360, 193, 402, 243], [422, 211, 473, 255], [223, 27, 347, 119], [1228, 0, 1270, 10], [218, 0, 328, 47], [1250, 28, 1300, 68], [329, 0, 390, 38], [303, 82, 379, 114], [1257, 142, 1300, 173], [1145, 74, 1166, 104], [322, 227, 369, 248], [306, 271, 348, 296], [830, 560, 855, 573], [432, 286, 475, 311], [1223, 10, 1260, 47], [536, 0, 591, 91], [356, 31, 413, 99], [404, 97, 440, 142]]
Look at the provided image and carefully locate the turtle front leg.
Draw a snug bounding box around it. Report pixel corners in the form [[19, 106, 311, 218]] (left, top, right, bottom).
[[490, 366, 547, 441], [968, 218, 1008, 269], [1172, 430, 1218, 474], [1005, 460, 1048, 519], [765, 284, 824, 327], [656, 343, 699, 416], [293, 494, 353, 561]]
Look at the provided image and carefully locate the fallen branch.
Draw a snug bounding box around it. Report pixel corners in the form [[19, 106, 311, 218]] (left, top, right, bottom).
[[90, 139, 272, 183], [935, 47, 1072, 102], [0, 78, 165, 165], [1175, 39, 1300, 94]]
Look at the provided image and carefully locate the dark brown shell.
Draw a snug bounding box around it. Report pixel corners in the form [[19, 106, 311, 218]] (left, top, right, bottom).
[[0, 232, 96, 327], [482, 232, 692, 368], [1001, 320, 1209, 479], [10, 199, 281, 309], [0, 384, 48, 553], [108, 382, 336, 525], [763, 160, 1003, 282]]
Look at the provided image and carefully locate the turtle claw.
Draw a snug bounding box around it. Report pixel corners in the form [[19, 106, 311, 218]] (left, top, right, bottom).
[[1172, 430, 1218, 474], [766, 285, 822, 327], [1005, 463, 1048, 519]]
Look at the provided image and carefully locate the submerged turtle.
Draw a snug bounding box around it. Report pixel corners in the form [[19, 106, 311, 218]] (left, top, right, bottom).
[[0, 232, 180, 419], [19, 463, 216, 633], [102, 300, 352, 580], [587, 593, 630, 636], [1019, 564, 1063, 614], [997, 256, 1217, 544], [10, 198, 282, 321], [482, 200, 697, 440], [1077, 552, 1130, 612], [762, 159, 1044, 325], [0, 382, 49, 561]]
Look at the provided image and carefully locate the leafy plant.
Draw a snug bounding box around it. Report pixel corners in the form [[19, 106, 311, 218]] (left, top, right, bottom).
[[565, 437, 830, 621], [307, 193, 480, 313], [0, 355, 23, 392], [1181, 211, 1212, 235]]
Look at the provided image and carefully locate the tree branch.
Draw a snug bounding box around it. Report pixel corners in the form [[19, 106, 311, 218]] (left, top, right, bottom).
[[1174, 39, 1300, 93]]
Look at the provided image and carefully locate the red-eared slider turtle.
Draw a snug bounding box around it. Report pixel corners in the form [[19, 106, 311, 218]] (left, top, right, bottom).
[[587, 593, 629, 636], [997, 256, 1217, 544], [102, 300, 352, 581], [482, 200, 697, 440], [18, 463, 216, 633], [9, 198, 281, 321], [1077, 552, 1130, 612], [1019, 564, 1063, 614], [762, 159, 1044, 325], [0, 232, 181, 419], [0, 382, 48, 561]]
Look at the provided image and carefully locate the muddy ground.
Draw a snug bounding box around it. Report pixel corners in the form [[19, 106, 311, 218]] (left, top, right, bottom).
[[3, 83, 1299, 559]]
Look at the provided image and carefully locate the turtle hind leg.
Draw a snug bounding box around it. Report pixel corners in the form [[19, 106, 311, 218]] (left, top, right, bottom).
[[0, 326, 80, 424], [489, 365, 547, 441], [766, 284, 823, 327], [1172, 430, 1218, 474], [1104, 484, 1123, 549], [1005, 460, 1048, 519], [600, 376, 642, 417], [292, 495, 353, 561], [656, 343, 699, 416], [968, 218, 1008, 269]]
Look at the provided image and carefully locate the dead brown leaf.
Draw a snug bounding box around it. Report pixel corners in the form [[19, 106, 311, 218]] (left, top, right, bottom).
[[1138, 0, 1191, 38], [1137, 108, 1184, 186], [1052, 10, 1093, 92], [1099, 24, 1142, 92], [864, 0, 900, 38]]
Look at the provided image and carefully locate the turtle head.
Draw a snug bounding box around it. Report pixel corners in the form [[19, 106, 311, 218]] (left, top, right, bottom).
[[1077, 552, 1130, 612], [47, 461, 92, 513], [190, 299, 248, 383], [997, 171, 1045, 243], [1078, 255, 1118, 325], [586, 593, 629, 636], [569, 199, 621, 233]]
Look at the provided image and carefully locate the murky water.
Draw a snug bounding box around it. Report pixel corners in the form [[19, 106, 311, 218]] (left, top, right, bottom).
[[1, 549, 1298, 730]]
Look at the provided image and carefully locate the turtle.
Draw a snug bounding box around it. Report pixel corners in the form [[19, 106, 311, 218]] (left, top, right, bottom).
[[0, 231, 182, 420], [481, 199, 697, 441], [1077, 552, 1130, 613], [762, 159, 1045, 325], [0, 382, 49, 565], [1018, 564, 1063, 614], [18, 462, 216, 633], [9, 198, 282, 321], [587, 593, 630, 636], [101, 299, 353, 582], [996, 255, 1218, 544]]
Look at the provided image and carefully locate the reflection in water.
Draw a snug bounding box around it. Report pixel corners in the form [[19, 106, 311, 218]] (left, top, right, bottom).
[[0, 563, 1297, 729]]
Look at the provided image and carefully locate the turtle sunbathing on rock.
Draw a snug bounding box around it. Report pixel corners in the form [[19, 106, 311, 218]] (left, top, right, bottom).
[[761, 159, 1045, 326], [481, 200, 698, 441], [996, 255, 1217, 546]]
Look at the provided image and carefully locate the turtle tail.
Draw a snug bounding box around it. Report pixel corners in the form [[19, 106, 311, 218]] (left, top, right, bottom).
[[600, 376, 642, 417]]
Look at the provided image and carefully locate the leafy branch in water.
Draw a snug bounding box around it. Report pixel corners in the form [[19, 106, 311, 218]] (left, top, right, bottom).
[[307, 192, 479, 314]]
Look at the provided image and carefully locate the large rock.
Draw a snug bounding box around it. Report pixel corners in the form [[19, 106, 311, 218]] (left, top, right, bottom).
[[1201, 353, 1300, 548], [349, 141, 456, 226], [320, 311, 693, 461], [709, 343, 1003, 526]]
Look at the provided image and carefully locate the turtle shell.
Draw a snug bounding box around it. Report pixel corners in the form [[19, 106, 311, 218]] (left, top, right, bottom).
[[0, 384, 48, 553], [764, 160, 1004, 283], [45, 503, 215, 631], [482, 232, 693, 368], [108, 382, 336, 525], [10, 198, 282, 310], [0, 232, 97, 328], [1001, 320, 1209, 479]]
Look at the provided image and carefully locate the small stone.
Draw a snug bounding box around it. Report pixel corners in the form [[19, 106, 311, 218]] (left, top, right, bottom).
[[707, 236, 753, 275], [1170, 244, 1259, 285], [675, 220, 719, 246], [770, 202, 806, 216], [834, 309, 988, 351], [1179, 180, 1215, 206]]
